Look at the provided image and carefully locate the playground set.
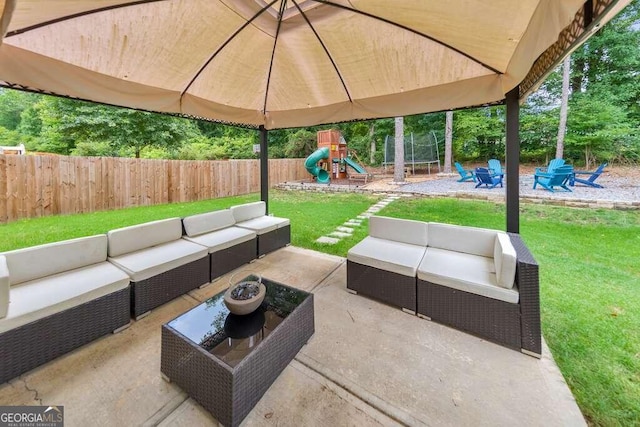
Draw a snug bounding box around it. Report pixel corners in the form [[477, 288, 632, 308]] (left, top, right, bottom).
[[304, 130, 367, 184]]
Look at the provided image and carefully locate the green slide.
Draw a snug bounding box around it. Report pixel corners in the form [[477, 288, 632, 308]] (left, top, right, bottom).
[[304, 147, 330, 184], [344, 157, 366, 174]]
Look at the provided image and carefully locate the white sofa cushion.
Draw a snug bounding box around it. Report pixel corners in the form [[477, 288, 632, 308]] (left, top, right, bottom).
[[418, 247, 519, 304], [494, 233, 517, 289], [2, 235, 108, 286], [183, 210, 235, 237], [0, 262, 130, 334], [107, 218, 182, 258], [347, 236, 427, 277], [0, 256, 8, 319], [183, 226, 256, 253], [428, 222, 497, 257], [369, 216, 428, 246], [231, 201, 266, 223], [235, 216, 290, 235], [108, 239, 207, 282]]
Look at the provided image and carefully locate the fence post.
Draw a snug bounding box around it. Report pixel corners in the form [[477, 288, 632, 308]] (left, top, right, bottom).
[[0, 155, 6, 223]]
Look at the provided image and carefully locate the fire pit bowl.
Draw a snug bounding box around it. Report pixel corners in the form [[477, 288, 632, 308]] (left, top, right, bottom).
[[223, 275, 266, 316]]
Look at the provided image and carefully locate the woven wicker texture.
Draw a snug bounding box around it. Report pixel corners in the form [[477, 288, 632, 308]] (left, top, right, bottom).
[[257, 225, 291, 257], [161, 290, 313, 427], [417, 280, 522, 349], [416, 234, 540, 355], [132, 256, 209, 317], [210, 238, 257, 281], [347, 260, 417, 312], [0, 287, 130, 383], [508, 233, 541, 355]]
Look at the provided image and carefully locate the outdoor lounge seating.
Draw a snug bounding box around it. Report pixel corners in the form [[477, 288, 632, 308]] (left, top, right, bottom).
[[475, 167, 503, 188], [535, 158, 565, 175], [0, 235, 132, 383], [107, 218, 209, 319], [488, 158, 505, 177], [454, 162, 476, 182], [570, 162, 607, 188], [533, 165, 574, 192], [182, 209, 257, 281], [347, 216, 428, 313], [231, 201, 290, 258], [347, 216, 541, 356]]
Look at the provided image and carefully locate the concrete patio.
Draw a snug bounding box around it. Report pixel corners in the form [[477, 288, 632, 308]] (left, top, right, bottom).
[[0, 246, 585, 426]]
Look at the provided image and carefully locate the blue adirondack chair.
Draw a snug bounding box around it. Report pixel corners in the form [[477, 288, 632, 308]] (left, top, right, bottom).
[[455, 162, 476, 182], [487, 159, 505, 177], [533, 165, 574, 192], [569, 162, 607, 188], [534, 158, 565, 175], [475, 167, 503, 189]]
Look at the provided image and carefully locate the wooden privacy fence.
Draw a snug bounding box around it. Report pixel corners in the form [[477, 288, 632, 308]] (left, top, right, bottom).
[[0, 155, 308, 223]]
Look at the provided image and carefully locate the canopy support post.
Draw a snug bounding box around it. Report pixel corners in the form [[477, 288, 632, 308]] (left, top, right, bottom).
[[259, 126, 269, 213], [506, 87, 520, 234]]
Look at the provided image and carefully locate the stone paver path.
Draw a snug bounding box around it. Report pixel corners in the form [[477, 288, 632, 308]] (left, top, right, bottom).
[[315, 194, 401, 245]]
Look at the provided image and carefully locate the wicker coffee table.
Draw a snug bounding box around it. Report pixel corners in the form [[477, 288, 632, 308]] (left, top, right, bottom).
[[161, 275, 314, 427]]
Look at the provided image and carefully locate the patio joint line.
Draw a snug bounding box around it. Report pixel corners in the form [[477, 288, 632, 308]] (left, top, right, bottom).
[[141, 391, 189, 427], [294, 353, 425, 427], [307, 259, 346, 293], [21, 377, 43, 406]]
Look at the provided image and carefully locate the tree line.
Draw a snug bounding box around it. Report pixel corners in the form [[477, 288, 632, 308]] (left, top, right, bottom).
[[0, 2, 638, 167]]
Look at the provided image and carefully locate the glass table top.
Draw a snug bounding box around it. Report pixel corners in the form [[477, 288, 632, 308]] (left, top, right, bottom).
[[166, 275, 311, 368]]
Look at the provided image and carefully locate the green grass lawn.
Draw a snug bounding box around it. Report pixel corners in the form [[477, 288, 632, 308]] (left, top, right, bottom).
[[0, 191, 638, 425]]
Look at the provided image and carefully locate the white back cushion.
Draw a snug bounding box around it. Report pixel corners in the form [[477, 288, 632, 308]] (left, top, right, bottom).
[[369, 216, 428, 246], [428, 222, 496, 257], [231, 201, 266, 223], [3, 235, 108, 286], [107, 218, 182, 257], [494, 232, 517, 289], [183, 210, 235, 237], [0, 256, 8, 318]]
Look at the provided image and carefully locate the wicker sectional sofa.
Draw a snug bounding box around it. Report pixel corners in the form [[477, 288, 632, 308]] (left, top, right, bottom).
[[107, 218, 209, 319], [182, 209, 257, 281], [231, 201, 290, 257], [0, 235, 132, 383], [347, 216, 541, 357], [0, 205, 291, 384]]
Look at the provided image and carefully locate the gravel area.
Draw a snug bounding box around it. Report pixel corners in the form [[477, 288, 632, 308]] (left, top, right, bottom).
[[359, 165, 640, 204], [392, 174, 640, 203]]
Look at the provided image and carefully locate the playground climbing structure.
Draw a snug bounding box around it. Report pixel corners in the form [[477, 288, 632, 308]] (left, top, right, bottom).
[[304, 130, 367, 184]]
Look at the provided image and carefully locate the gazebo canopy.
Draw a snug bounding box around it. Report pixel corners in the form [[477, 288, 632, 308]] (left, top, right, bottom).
[[0, 0, 631, 130]]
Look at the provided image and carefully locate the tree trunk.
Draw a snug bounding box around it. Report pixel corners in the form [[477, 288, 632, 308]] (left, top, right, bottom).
[[570, 55, 584, 94], [393, 117, 405, 182], [556, 55, 570, 159], [444, 111, 453, 173], [369, 123, 376, 164]]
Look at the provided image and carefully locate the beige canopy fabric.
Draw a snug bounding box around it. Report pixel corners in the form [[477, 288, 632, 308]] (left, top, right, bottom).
[[0, 0, 632, 129]]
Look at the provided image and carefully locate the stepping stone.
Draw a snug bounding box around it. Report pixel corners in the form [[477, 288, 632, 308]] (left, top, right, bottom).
[[357, 215, 369, 219], [336, 226, 354, 233], [316, 236, 340, 244], [344, 221, 361, 226], [330, 231, 352, 238]]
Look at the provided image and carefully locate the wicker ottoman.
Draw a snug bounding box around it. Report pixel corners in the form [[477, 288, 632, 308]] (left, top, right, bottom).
[[161, 276, 314, 427]]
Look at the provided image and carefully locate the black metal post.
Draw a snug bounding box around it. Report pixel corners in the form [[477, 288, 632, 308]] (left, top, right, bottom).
[[259, 126, 269, 213], [506, 87, 520, 234]]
